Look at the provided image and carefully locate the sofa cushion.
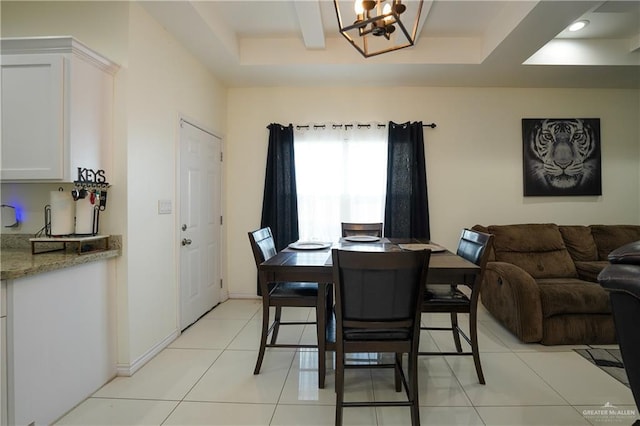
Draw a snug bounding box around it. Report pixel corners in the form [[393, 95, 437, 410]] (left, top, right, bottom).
[[488, 224, 577, 279], [574, 260, 610, 282], [537, 279, 612, 317], [591, 225, 640, 261], [559, 225, 598, 261]]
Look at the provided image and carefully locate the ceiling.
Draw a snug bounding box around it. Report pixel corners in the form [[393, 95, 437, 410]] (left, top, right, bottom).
[[142, 0, 640, 88]]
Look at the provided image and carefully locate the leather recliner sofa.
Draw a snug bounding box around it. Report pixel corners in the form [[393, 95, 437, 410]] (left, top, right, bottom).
[[598, 241, 640, 413]]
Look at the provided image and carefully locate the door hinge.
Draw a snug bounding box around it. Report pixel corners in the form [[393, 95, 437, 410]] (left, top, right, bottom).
[[220, 215, 223, 225], [220, 152, 223, 162], [220, 278, 223, 289]]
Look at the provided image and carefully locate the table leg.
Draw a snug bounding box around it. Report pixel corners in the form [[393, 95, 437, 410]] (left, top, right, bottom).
[[317, 282, 327, 389]]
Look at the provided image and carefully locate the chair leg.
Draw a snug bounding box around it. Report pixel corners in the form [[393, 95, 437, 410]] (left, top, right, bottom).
[[270, 306, 282, 345], [408, 350, 420, 426], [317, 287, 327, 389], [254, 300, 270, 375], [394, 353, 403, 392], [469, 309, 485, 385], [451, 312, 463, 352], [335, 350, 345, 426]]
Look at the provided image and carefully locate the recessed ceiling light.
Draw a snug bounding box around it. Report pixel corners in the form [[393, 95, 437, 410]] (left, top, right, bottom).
[[568, 20, 590, 32]]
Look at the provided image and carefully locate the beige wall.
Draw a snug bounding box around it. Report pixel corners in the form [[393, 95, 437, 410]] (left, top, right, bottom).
[[124, 2, 226, 366], [226, 87, 640, 297], [1, 1, 228, 371]]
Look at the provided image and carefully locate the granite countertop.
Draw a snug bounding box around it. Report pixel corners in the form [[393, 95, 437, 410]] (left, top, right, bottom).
[[1, 234, 121, 280]]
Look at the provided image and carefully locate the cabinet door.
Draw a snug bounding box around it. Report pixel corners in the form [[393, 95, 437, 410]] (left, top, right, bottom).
[[1, 281, 5, 426], [1, 54, 65, 180], [0, 316, 5, 426], [8, 262, 115, 425]]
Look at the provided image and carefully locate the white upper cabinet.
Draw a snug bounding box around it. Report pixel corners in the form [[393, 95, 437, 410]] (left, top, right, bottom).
[[1, 37, 118, 182]]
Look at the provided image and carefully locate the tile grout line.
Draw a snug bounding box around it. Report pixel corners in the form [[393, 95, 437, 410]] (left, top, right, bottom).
[[161, 306, 261, 425]]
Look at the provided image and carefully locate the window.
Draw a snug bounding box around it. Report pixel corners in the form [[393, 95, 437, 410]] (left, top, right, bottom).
[[294, 125, 387, 241]]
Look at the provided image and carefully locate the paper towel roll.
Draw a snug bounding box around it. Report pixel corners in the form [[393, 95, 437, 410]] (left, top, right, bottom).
[[75, 196, 96, 235], [50, 191, 74, 236]]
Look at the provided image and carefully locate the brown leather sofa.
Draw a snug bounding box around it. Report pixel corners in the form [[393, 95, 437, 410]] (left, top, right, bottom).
[[472, 223, 640, 345]]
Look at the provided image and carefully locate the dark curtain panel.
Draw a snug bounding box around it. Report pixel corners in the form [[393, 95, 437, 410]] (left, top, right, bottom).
[[384, 121, 430, 239], [261, 123, 299, 251]]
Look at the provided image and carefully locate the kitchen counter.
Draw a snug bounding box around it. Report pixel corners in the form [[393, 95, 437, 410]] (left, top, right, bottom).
[[1, 234, 120, 425], [1, 234, 121, 280]]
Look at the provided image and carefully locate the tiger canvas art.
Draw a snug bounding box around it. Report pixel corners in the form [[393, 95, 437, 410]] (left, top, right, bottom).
[[522, 118, 602, 196]]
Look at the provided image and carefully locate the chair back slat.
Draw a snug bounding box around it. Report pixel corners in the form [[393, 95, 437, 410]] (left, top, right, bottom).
[[341, 222, 383, 237], [457, 228, 493, 269], [248, 227, 278, 264], [332, 249, 430, 334], [340, 267, 420, 321]]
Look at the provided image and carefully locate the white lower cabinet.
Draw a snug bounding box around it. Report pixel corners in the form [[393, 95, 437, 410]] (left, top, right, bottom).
[[5, 261, 115, 425], [1, 280, 6, 426]]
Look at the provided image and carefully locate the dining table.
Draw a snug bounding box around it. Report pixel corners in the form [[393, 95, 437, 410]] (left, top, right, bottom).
[[258, 237, 481, 388]]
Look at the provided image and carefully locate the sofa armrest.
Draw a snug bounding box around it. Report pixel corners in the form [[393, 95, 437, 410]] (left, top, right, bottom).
[[599, 264, 640, 299], [608, 240, 640, 265], [481, 261, 543, 343]]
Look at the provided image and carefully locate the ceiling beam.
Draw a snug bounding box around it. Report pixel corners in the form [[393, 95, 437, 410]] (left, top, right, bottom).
[[294, 0, 325, 49]]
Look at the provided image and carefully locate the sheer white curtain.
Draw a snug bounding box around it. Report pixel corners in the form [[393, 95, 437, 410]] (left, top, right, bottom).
[[294, 124, 388, 241]]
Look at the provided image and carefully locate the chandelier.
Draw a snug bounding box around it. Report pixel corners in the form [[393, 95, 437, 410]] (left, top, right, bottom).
[[334, 0, 424, 58]]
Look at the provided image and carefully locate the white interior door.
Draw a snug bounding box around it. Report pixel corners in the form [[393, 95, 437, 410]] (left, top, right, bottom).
[[179, 119, 222, 330]]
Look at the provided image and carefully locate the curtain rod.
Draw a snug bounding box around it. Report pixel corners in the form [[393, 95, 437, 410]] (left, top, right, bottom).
[[267, 122, 437, 130]]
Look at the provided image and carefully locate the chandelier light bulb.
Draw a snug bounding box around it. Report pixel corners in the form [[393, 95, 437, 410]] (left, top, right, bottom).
[[354, 0, 364, 15], [382, 3, 393, 23]]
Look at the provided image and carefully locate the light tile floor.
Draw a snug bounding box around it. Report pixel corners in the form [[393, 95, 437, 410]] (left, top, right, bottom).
[[56, 299, 639, 426]]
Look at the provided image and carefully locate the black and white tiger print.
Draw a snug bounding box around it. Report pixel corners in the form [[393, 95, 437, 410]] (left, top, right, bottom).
[[523, 118, 601, 196]]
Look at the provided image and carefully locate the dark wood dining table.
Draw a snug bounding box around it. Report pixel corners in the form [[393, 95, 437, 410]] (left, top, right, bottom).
[[258, 238, 481, 388]]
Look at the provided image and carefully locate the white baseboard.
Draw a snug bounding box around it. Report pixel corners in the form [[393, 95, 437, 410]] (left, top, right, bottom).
[[114, 296, 260, 376], [116, 329, 180, 377], [227, 292, 261, 300]]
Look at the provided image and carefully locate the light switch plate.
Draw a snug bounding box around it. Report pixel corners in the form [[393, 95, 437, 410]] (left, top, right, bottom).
[[158, 200, 172, 215]]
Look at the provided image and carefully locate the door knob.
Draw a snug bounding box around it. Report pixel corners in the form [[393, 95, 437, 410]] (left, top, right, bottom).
[[182, 224, 187, 231], [181, 238, 192, 246]]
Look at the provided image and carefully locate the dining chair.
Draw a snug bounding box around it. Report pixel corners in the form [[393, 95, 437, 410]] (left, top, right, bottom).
[[248, 227, 323, 376], [418, 228, 493, 384], [330, 248, 431, 426], [341, 222, 383, 237]]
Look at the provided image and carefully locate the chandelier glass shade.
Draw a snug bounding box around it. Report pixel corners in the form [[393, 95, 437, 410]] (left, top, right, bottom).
[[334, 0, 423, 58]]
